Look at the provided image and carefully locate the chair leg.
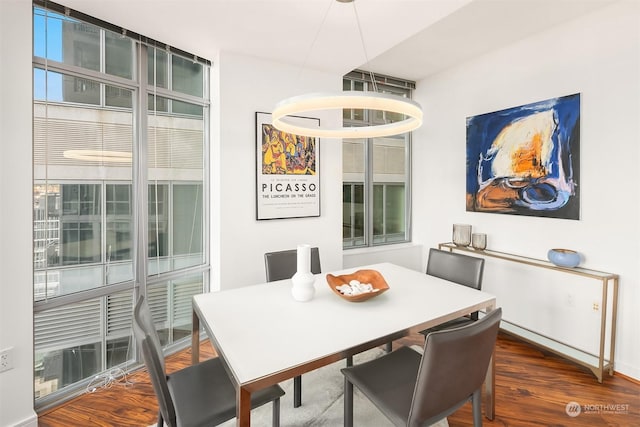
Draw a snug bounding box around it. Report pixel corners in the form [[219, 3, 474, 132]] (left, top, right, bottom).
[[472, 389, 482, 427], [346, 355, 353, 367], [344, 377, 354, 427], [157, 412, 164, 427], [272, 397, 281, 427], [385, 341, 393, 353], [293, 375, 302, 407]]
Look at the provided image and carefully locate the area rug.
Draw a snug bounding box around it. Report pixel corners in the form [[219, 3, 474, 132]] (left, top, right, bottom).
[[148, 347, 446, 426], [212, 346, 445, 427]]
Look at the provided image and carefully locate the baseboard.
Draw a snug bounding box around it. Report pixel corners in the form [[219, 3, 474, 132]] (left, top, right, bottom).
[[10, 411, 38, 427], [613, 369, 640, 385]]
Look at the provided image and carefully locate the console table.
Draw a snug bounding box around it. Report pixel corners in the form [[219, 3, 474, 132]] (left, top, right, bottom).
[[438, 242, 618, 383]]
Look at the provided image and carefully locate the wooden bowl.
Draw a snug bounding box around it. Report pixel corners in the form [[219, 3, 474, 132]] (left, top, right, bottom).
[[326, 269, 390, 302]]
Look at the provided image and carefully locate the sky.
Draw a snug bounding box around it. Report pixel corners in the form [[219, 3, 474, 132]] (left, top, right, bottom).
[[34, 7, 65, 101]]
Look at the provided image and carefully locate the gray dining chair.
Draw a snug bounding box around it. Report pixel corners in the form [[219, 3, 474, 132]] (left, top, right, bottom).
[[264, 247, 321, 408], [132, 295, 284, 427], [385, 248, 486, 352], [419, 248, 485, 336], [342, 307, 502, 427], [264, 247, 321, 283]]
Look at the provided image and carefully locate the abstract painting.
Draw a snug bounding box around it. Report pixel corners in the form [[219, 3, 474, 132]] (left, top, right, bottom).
[[466, 94, 580, 219]]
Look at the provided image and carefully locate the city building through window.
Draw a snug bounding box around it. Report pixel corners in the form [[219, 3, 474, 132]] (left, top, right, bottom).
[[33, 1, 210, 408]]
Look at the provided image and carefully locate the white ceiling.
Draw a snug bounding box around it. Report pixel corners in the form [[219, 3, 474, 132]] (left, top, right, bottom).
[[62, 0, 616, 82]]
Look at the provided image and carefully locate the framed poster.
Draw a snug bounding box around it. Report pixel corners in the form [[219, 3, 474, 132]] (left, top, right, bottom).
[[466, 93, 580, 219], [256, 112, 320, 220]]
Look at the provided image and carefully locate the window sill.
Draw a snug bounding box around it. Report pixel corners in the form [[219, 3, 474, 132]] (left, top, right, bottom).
[[343, 242, 419, 255], [342, 242, 424, 272]]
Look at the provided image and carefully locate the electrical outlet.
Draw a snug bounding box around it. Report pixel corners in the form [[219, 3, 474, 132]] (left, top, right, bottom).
[[566, 293, 575, 307], [0, 348, 13, 373]]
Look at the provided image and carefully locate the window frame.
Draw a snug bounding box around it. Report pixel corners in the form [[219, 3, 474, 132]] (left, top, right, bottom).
[[342, 70, 414, 249], [32, 0, 211, 410]]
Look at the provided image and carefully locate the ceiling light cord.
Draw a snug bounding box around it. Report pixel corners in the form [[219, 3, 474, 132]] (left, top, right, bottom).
[[271, 0, 423, 138], [351, 1, 378, 93], [297, 0, 334, 81]]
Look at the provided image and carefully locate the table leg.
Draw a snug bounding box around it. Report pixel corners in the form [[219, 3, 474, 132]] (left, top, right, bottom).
[[237, 386, 251, 427], [192, 310, 200, 365], [294, 375, 302, 407]]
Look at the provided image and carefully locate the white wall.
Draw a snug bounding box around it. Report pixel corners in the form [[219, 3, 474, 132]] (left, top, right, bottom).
[[412, 1, 640, 379], [211, 51, 345, 290], [0, 1, 38, 426]]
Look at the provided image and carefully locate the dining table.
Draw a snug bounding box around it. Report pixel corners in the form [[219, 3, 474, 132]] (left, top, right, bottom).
[[191, 262, 497, 426]]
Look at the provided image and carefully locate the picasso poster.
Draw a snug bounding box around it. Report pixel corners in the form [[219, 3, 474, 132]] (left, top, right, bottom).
[[466, 94, 580, 219], [256, 112, 320, 220]]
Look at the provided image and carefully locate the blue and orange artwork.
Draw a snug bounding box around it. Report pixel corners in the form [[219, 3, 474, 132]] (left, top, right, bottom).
[[466, 94, 580, 219]]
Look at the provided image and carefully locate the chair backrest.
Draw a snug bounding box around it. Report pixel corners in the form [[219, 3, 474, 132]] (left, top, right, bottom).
[[132, 294, 165, 370], [426, 248, 485, 290], [132, 295, 177, 427], [409, 308, 502, 426], [264, 247, 321, 282]]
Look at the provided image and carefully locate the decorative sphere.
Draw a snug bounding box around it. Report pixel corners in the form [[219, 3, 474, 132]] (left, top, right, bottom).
[[547, 249, 581, 268]]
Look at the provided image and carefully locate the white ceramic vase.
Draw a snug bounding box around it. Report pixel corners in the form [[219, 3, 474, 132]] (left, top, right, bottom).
[[291, 270, 316, 302], [291, 244, 315, 302]]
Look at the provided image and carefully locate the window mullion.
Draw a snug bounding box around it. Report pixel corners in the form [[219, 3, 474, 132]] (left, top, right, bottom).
[[135, 42, 148, 297], [405, 133, 412, 243], [100, 28, 106, 106], [382, 184, 387, 241], [365, 137, 374, 247], [32, 57, 138, 91], [168, 184, 174, 268], [351, 184, 356, 244]]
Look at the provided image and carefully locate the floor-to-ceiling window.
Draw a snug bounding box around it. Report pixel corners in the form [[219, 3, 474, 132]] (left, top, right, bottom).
[[342, 70, 413, 248], [32, 0, 210, 409]]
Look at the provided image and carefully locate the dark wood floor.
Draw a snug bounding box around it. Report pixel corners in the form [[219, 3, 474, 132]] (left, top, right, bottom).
[[38, 332, 640, 426]]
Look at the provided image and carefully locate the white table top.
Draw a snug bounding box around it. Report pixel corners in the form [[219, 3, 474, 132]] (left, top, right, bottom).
[[193, 262, 496, 388]]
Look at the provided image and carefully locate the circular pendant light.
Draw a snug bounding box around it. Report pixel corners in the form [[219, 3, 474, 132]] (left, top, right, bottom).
[[272, 91, 422, 139], [272, 0, 423, 139]]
